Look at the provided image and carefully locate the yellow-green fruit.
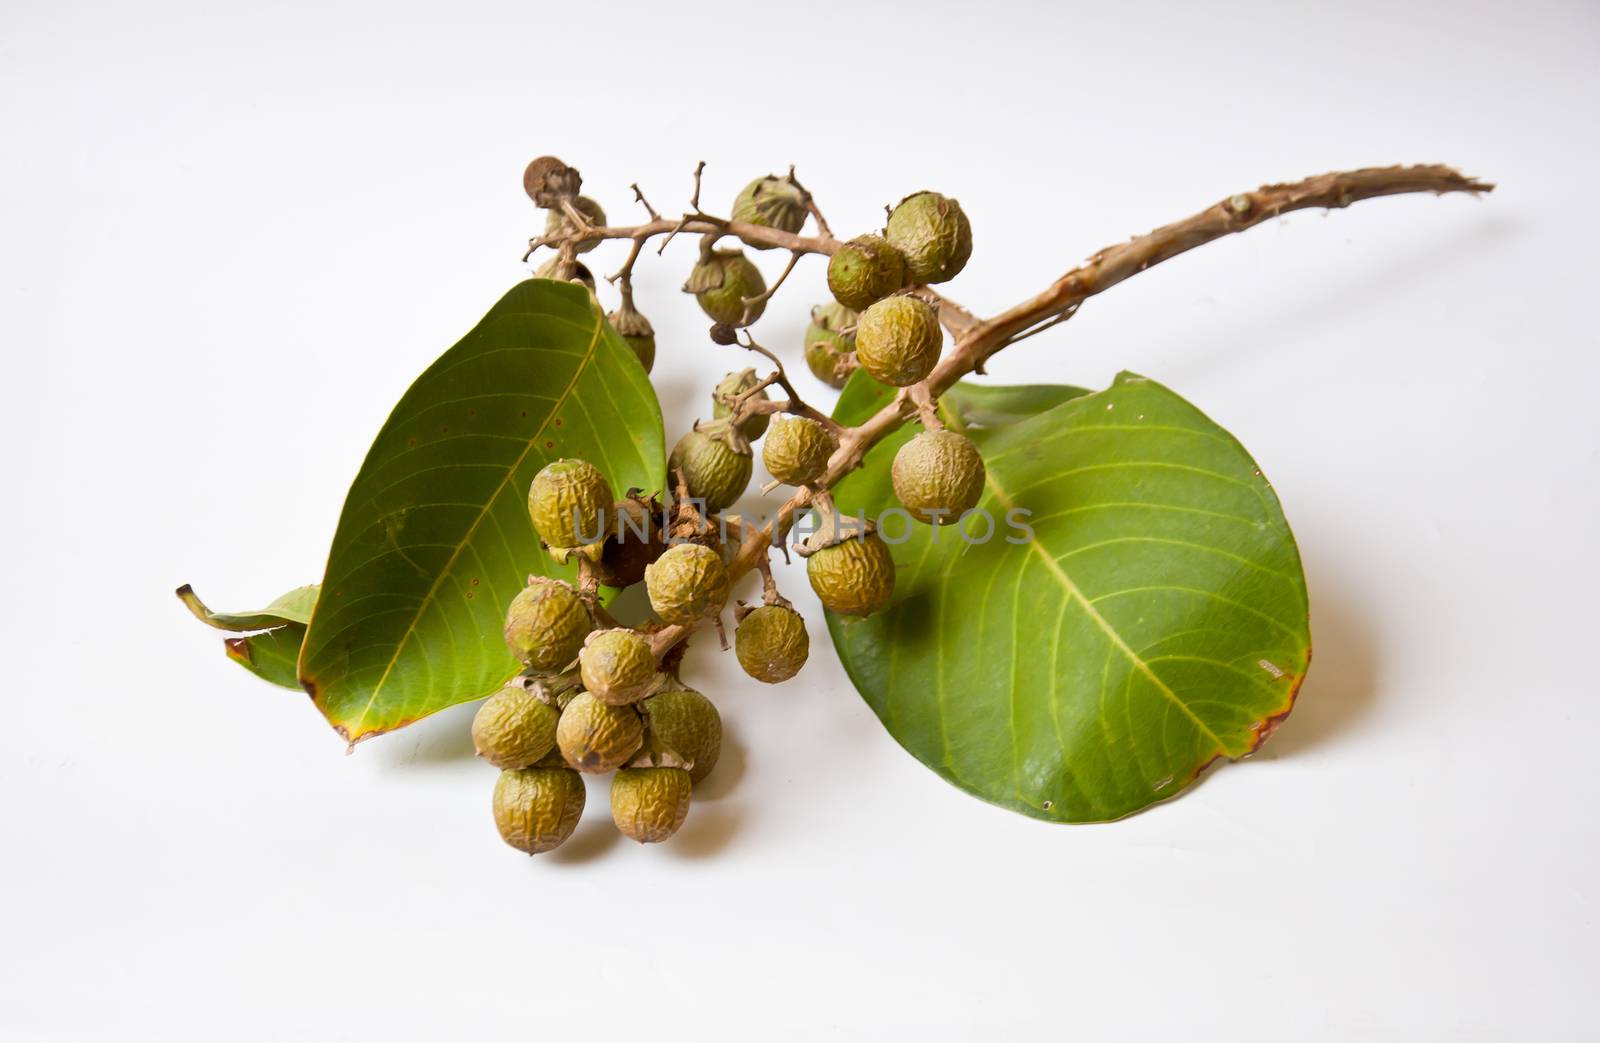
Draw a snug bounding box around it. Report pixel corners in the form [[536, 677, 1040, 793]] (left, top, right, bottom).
[[734, 605, 810, 684], [762, 416, 836, 486], [685, 249, 767, 326], [668, 429, 752, 512], [855, 296, 943, 387], [471, 684, 561, 769], [826, 234, 906, 311], [532, 257, 597, 291], [885, 191, 973, 284], [892, 429, 986, 524], [807, 531, 896, 617], [578, 628, 658, 705], [606, 303, 655, 373], [528, 458, 614, 548], [641, 686, 722, 782], [556, 690, 644, 772], [543, 196, 607, 253], [503, 577, 593, 670], [611, 767, 692, 843], [711, 369, 771, 440], [492, 767, 586, 854], [644, 543, 730, 626], [804, 301, 859, 389], [731, 176, 807, 244]]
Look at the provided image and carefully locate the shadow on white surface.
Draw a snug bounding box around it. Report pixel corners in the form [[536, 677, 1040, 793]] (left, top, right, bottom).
[[544, 816, 622, 864], [690, 726, 744, 801]]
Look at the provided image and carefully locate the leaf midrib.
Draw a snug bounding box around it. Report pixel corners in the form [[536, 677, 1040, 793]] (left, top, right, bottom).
[[302, 306, 607, 735], [945, 402, 1231, 755]]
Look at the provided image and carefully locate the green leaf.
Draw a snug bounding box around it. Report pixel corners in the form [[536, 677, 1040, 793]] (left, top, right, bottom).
[[297, 279, 664, 742], [828, 371, 1310, 822], [175, 584, 318, 689]]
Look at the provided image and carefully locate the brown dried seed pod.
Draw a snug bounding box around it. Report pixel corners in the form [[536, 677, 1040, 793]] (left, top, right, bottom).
[[590, 493, 665, 589], [556, 690, 644, 772], [471, 683, 561, 769], [891, 429, 987, 524], [523, 155, 582, 207], [610, 766, 693, 843], [492, 766, 586, 854]]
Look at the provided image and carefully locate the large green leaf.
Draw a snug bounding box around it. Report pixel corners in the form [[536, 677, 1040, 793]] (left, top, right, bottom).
[[297, 279, 664, 742], [828, 371, 1310, 822], [176, 584, 319, 689]]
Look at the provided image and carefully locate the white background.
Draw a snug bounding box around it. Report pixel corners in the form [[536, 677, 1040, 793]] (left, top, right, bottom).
[[4, 1, 1597, 1038]]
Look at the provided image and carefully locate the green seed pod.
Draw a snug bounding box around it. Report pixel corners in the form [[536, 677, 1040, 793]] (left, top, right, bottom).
[[644, 543, 731, 626], [826, 234, 906, 311], [804, 301, 859, 389], [885, 191, 973, 285], [503, 576, 593, 671], [711, 368, 770, 440], [807, 529, 896, 617], [892, 429, 986, 524], [683, 248, 767, 326], [578, 628, 658, 705], [532, 257, 596, 292], [640, 686, 723, 782], [543, 196, 607, 253], [471, 683, 561, 769], [734, 604, 810, 684], [611, 767, 692, 843], [855, 296, 943, 387], [556, 690, 644, 772], [731, 175, 807, 245], [606, 300, 655, 373], [668, 424, 752, 512], [528, 458, 614, 549], [493, 766, 586, 854], [762, 416, 836, 486], [591, 493, 665, 589]]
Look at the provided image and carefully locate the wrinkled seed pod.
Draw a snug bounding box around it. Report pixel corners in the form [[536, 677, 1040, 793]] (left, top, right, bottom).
[[556, 690, 644, 772], [644, 543, 731, 626], [641, 686, 723, 783], [611, 767, 692, 843], [734, 604, 810, 684], [578, 628, 658, 705], [807, 530, 896, 617], [493, 766, 586, 854], [804, 301, 859, 389], [762, 416, 836, 486], [685, 249, 767, 326], [711, 369, 771, 440], [543, 196, 607, 253], [855, 295, 943, 387], [668, 427, 752, 512], [503, 577, 593, 671], [731, 175, 808, 244], [892, 429, 987, 524], [471, 684, 561, 769], [528, 458, 614, 549], [591, 494, 665, 589], [826, 234, 906, 311], [523, 156, 581, 207], [885, 191, 973, 285], [606, 302, 656, 373]]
